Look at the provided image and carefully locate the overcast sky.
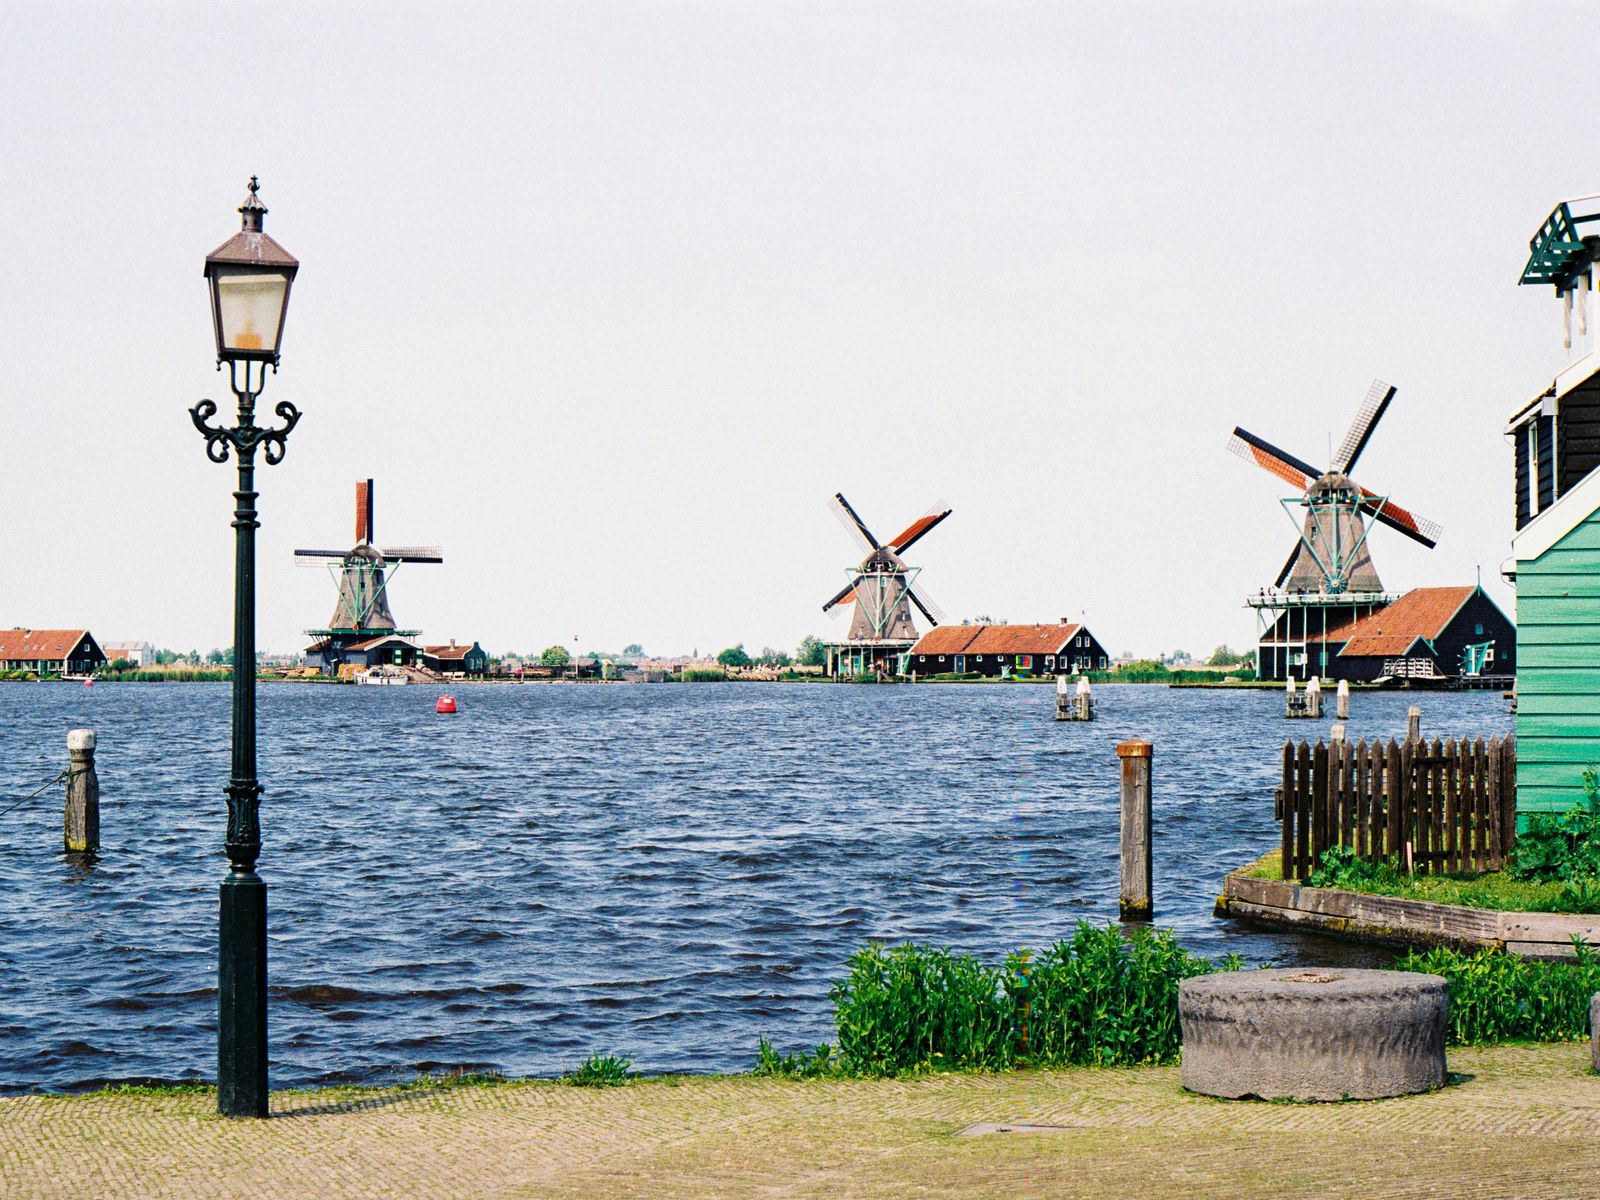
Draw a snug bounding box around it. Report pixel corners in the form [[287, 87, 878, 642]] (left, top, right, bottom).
[[0, 1, 1592, 659]]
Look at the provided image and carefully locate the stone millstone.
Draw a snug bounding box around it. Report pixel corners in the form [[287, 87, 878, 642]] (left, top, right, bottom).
[[1179, 968, 1447, 1101]]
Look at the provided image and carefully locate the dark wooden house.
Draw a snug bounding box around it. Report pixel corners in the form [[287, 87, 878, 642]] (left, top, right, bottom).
[[423, 641, 488, 678], [0, 628, 105, 676], [1299, 586, 1514, 684], [306, 634, 419, 672], [1509, 366, 1600, 530], [908, 621, 1109, 678]]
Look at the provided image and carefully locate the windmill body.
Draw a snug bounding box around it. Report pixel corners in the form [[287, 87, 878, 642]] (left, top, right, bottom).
[[1229, 380, 1442, 682], [821, 493, 950, 677], [298, 480, 443, 676]]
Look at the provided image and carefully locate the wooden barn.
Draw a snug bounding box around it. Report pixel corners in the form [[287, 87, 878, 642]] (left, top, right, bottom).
[[907, 621, 1109, 678], [0, 629, 105, 677], [305, 634, 419, 672], [1297, 586, 1515, 684], [423, 641, 488, 677]]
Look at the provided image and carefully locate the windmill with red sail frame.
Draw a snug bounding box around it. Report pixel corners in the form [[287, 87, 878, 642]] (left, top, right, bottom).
[[822, 493, 950, 666]]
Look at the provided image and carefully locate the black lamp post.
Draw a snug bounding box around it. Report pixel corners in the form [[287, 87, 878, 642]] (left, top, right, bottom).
[[189, 177, 301, 1118]]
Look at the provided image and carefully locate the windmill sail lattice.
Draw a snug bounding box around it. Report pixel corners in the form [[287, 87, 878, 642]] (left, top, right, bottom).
[[1228, 379, 1440, 597]]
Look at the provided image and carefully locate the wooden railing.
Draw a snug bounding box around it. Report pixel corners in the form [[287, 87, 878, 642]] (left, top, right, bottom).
[[1277, 735, 1516, 880]]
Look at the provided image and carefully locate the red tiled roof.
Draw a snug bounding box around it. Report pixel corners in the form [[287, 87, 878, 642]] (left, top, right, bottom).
[[1336, 587, 1476, 658], [910, 623, 1085, 657], [909, 626, 982, 655], [424, 643, 473, 660], [0, 629, 92, 660], [967, 624, 1083, 655]]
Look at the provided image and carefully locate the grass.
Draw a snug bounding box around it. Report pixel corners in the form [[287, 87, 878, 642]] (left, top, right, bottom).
[[1241, 849, 1594, 912], [95, 668, 233, 682]]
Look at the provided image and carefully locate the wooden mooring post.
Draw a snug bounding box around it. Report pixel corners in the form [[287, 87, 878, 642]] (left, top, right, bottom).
[[1407, 704, 1421, 744], [1117, 739, 1153, 920], [1056, 675, 1094, 721], [1336, 679, 1349, 720], [64, 729, 98, 854], [1285, 676, 1322, 718]]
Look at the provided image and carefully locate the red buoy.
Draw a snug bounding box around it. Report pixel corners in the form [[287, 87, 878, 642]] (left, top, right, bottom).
[[436, 694, 457, 714], [83, 677, 95, 688]]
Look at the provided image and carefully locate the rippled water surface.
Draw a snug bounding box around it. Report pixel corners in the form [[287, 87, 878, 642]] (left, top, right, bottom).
[[0, 681, 1512, 1091]]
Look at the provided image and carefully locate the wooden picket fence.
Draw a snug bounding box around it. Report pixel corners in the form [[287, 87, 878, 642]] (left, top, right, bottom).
[[1277, 735, 1516, 880]]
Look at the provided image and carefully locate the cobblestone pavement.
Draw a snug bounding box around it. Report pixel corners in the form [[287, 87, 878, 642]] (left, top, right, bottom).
[[4, 1044, 1600, 1199]]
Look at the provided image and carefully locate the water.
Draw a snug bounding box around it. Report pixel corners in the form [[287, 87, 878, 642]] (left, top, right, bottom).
[[0, 681, 1512, 1092]]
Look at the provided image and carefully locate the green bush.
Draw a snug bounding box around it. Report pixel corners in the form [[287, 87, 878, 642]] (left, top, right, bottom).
[[1306, 846, 1407, 891], [1513, 769, 1600, 883], [760, 923, 1239, 1078], [1397, 941, 1600, 1044]]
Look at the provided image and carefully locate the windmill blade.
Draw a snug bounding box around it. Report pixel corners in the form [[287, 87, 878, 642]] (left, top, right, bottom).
[[294, 549, 348, 565], [1228, 428, 1321, 491], [1272, 542, 1300, 589], [830, 492, 881, 553], [906, 584, 948, 627], [1332, 379, 1397, 474], [821, 579, 858, 612], [887, 504, 951, 554], [1358, 491, 1442, 549], [379, 545, 444, 563]]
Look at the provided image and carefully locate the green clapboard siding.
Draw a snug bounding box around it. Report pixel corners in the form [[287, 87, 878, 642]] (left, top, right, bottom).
[[1518, 502, 1600, 815]]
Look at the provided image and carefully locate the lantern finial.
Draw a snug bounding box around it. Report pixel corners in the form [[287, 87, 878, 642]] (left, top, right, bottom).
[[239, 177, 267, 232]]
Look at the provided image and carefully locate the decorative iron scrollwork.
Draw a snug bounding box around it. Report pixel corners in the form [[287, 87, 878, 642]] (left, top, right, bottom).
[[190, 394, 301, 466]]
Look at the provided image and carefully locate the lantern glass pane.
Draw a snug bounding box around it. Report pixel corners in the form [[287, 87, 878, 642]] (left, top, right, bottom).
[[215, 270, 288, 355]]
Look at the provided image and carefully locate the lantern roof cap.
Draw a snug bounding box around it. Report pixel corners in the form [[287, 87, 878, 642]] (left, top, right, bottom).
[[205, 177, 298, 272]]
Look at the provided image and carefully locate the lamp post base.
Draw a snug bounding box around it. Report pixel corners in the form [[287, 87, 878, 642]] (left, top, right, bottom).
[[218, 869, 268, 1118]]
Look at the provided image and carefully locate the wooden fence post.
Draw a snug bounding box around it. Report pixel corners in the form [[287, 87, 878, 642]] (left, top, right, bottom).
[[1117, 740, 1153, 920], [65, 729, 98, 854]]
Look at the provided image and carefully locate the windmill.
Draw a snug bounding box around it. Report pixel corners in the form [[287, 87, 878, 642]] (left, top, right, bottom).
[[822, 493, 950, 656], [1228, 379, 1441, 596], [1228, 380, 1442, 682], [296, 480, 442, 662]]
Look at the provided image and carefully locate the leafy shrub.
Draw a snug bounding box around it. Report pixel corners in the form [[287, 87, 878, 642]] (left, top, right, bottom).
[[1306, 846, 1406, 891], [564, 1053, 632, 1086], [1512, 770, 1600, 883], [763, 923, 1240, 1078], [1397, 940, 1600, 1044]]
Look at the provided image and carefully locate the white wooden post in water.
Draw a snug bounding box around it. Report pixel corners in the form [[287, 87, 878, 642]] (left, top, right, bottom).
[[1407, 704, 1422, 744], [1056, 675, 1094, 721], [1285, 676, 1321, 719], [64, 729, 98, 854], [1336, 679, 1350, 720], [1117, 739, 1153, 920]]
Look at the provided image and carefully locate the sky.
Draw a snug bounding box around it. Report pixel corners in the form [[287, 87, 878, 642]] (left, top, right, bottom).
[[1, 1, 1595, 660]]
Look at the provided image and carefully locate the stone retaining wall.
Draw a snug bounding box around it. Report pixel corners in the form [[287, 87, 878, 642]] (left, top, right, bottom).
[[1216, 860, 1600, 958]]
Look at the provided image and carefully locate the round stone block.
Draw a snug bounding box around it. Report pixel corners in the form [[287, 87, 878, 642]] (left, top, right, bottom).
[[1179, 968, 1447, 1101]]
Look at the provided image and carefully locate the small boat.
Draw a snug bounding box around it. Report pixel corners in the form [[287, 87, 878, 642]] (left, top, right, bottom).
[[357, 666, 410, 686]]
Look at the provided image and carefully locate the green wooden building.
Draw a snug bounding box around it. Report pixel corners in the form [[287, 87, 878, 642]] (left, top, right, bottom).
[[1511, 467, 1600, 814], [1511, 193, 1600, 816]]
